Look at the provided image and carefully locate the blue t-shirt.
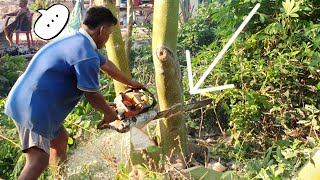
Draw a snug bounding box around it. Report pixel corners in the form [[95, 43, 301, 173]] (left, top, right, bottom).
[[5, 32, 107, 140]]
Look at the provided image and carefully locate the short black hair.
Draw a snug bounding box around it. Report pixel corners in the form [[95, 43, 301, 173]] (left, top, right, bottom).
[[20, 0, 28, 5], [82, 6, 118, 29]]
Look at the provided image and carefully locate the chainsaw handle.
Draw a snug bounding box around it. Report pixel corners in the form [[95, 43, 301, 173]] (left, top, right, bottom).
[[122, 87, 146, 94], [122, 88, 157, 109]]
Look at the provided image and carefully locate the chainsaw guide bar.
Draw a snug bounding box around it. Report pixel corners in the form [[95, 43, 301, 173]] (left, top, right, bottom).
[[97, 91, 213, 133]]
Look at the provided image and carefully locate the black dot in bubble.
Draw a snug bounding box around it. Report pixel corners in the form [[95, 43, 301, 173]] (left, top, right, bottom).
[[52, 19, 54, 22], [56, 14, 58, 17], [47, 24, 50, 27]]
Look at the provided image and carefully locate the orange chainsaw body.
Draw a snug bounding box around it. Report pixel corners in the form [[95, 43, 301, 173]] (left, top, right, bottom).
[[113, 88, 156, 119]]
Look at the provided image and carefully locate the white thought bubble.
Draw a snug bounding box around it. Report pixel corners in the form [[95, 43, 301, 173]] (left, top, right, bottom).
[[34, 4, 70, 40]]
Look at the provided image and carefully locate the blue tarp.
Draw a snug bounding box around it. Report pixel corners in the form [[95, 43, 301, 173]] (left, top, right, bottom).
[[67, 0, 84, 32]]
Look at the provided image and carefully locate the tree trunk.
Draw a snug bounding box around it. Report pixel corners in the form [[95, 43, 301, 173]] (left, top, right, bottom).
[[179, 0, 191, 23], [95, 0, 131, 95], [152, 0, 188, 159], [125, 0, 133, 61]]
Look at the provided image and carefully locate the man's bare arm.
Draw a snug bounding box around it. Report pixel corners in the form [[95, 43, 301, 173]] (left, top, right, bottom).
[[100, 60, 144, 88], [84, 91, 119, 123], [3, 10, 19, 18]]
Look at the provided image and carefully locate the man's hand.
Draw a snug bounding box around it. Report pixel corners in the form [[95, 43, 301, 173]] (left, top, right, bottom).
[[97, 111, 119, 129], [109, 120, 126, 130], [84, 91, 120, 129], [104, 110, 119, 124]]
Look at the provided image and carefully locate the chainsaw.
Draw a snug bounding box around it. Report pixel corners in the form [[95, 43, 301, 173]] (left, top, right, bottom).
[[97, 88, 212, 133]]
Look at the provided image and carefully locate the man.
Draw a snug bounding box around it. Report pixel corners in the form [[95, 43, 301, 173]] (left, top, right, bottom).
[[1, 0, 30, 46], [5, 6, 143, 179]]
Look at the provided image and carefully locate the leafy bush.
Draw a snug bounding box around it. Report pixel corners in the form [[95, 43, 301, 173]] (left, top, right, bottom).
[[30, 0, 50, 11], [129, 40, 155, 85], [0, 98, 23, 179], [0, 55, 27, 178], [178, 3, 218, 56], [0, 55, 26, 98], [179, 0, 320, 178]]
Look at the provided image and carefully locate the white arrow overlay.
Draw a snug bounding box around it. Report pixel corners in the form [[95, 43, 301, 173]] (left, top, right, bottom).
[[187, 3, 261, 94]]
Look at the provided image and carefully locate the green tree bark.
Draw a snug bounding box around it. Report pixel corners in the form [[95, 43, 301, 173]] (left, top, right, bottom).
[[95, 0, 131, 95], [152, 0, 188, 158]]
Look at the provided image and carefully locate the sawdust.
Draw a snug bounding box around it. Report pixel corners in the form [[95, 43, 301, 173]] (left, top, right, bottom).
[[64, 130, 131, 179]]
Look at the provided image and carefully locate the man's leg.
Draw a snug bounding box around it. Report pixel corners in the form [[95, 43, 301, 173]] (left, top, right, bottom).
[[14, 122, 51, 179], [19, 147, 49, 180], [4, 20, 16, 46], [49, 127, 68, 166], [4, 27, 14, 46]]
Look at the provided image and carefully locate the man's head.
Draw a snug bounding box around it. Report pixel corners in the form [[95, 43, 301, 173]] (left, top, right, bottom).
[[19, 0, 28, 8], [82, 6, 118, 49]]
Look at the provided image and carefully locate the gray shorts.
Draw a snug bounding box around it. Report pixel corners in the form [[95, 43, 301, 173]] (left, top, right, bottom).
[[14, 122, 58, 155]]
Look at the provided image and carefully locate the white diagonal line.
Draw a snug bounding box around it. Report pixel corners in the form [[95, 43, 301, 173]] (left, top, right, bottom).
[[186, 50, 235, 94], [186, 50, 194, 92], [193, 85, 235, 94], [193, 3, 260, 90]]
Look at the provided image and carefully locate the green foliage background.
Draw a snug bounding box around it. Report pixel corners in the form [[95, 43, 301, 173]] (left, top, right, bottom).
[[178, 0, 320, 178]]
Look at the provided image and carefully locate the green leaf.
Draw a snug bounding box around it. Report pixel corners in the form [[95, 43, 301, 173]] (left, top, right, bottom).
[[68, 137, 74, 145], [284, 90, 289, 98], [297, 120, 310, 125], [221, 102, 230, 112], [275, 166, 285, 177], [305, 104, 319, 113], [306, 137, 316, 147], [265, 22, 284, 35], [263, 147, 273, 166], [282, 0, 300, 17], [289, 13, 299, 17], [317, 82, 320, 90], [146, 145, 162, 153], [0, 75, 9, 82], [80, 120, 91, 128], [291, 6, 300, 13], [282, 149, 296, 159], [119, 163, 129, 175], [306, 85, 317, 92], [289, 51, 300, 56], [311, 52, 320, 67], [259, 13, 265, 23]]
